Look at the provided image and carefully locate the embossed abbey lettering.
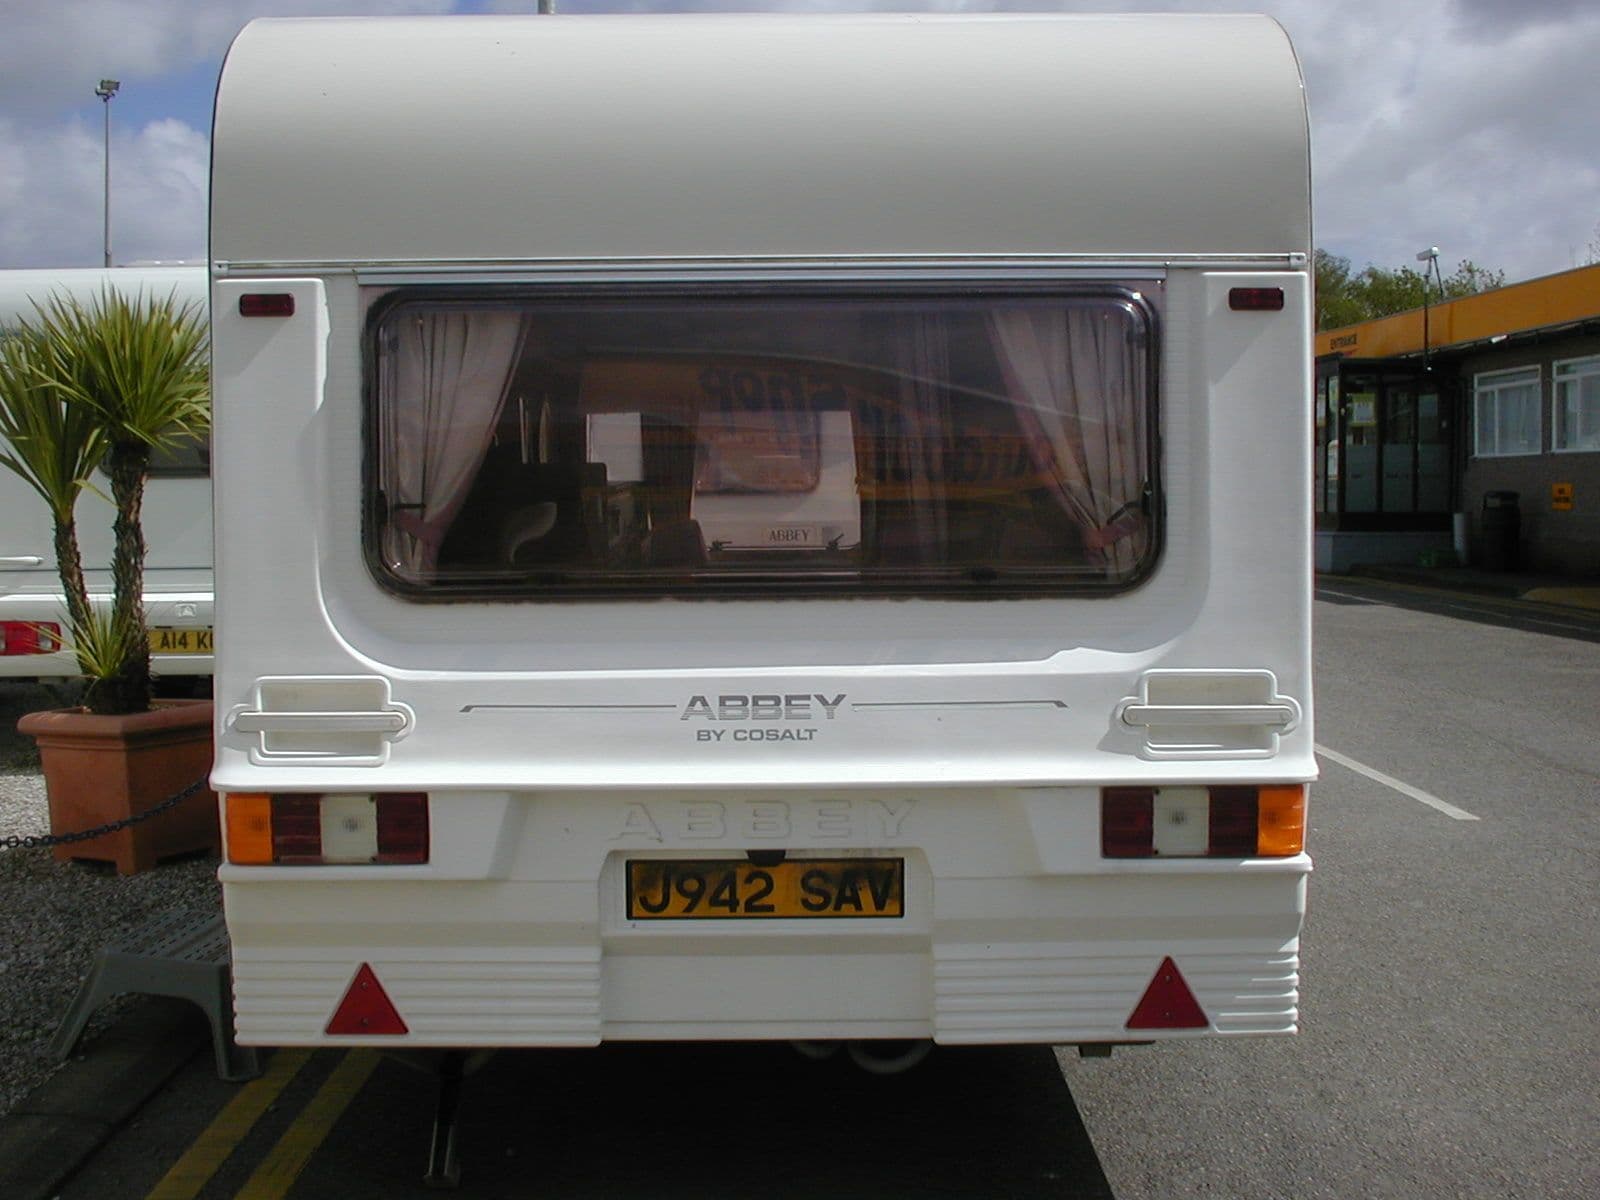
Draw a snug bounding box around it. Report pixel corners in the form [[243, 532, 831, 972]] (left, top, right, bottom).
[[610, 797, 916, 843]]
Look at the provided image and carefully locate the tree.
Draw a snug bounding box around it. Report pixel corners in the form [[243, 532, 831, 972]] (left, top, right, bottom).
[[0, 289, 208, 713], [1314, 249, 1505, 331], [0, 327, 107, 643]]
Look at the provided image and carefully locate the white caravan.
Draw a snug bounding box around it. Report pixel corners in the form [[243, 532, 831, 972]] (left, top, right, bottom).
[[211, 14, 1315, 1061], [0, 266, 213, 680]]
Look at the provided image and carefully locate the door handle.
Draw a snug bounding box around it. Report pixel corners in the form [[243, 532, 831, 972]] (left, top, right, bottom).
[[0, 556, 45, 567]]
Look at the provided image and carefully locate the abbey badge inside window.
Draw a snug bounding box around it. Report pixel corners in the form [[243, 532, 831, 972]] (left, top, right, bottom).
[[367, 288, 1158, 597]]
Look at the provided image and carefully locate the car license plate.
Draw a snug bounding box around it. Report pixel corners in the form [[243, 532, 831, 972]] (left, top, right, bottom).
[[150, 627, 213, 654], [627, 858, 904, 920]]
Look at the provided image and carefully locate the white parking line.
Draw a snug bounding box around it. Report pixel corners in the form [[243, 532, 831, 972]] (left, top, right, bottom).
[[1315, 586, 1597, 636], [1313, 587, 1377, 604], [1315, 744, 1481, 821]]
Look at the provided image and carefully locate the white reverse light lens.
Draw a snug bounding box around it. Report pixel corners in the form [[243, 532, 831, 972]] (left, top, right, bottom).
[[1152, 787, 1209, 856], [320, 794, 379, 863]]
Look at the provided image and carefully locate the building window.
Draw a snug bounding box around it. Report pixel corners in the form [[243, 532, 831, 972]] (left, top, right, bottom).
[[1473, 366, 1541, 457], [1553, 355, 1600, 453]]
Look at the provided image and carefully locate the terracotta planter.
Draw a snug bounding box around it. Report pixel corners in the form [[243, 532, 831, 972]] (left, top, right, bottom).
[[17, 699, 219, 875]]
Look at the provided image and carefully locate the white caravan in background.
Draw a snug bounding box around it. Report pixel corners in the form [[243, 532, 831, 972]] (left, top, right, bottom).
[[0, 266, 213, 681], [210, 13, 1316, 1071]]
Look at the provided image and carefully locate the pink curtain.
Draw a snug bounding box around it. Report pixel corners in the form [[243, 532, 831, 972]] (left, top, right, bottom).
[[988, 308, 1146, 574]]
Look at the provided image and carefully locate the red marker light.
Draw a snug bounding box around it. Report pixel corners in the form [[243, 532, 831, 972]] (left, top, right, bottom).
[[239, 293, 295, 317], [1229, 287, 1285, 311], [1207, 786, 1258, 856], [1101, 787, 1155, 857]]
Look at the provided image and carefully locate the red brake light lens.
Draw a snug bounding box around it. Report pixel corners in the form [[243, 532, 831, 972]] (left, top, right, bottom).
[[375, 793, 430, 864], [1206, 786, 1258, 856], [1102, 787, 1155, 857], [0, 621, 61, 655], [270, 795, 323, 863]]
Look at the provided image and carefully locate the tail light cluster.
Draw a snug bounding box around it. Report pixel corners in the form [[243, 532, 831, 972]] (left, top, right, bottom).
[[0, 621, 61, 656], [1102, 784, 1305, 858], [225, 792, 429, 865]]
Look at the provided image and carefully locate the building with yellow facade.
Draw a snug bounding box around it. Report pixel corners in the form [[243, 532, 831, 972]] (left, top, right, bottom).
[[1315, 263, 1599, 575]]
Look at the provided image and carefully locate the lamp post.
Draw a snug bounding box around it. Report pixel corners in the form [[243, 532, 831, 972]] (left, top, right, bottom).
[[95, 79, 120, 268], [1415, 245, 1440, 371]]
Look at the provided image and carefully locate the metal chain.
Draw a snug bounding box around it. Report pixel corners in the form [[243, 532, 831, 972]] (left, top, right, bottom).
[[0, 776, 208, 851]]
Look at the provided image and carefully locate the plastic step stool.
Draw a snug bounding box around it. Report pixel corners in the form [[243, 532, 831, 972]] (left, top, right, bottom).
[[50, 909, 261, 1082]]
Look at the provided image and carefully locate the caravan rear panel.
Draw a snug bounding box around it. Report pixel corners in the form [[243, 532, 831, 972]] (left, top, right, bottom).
[[211, 13, 1314, 1049]]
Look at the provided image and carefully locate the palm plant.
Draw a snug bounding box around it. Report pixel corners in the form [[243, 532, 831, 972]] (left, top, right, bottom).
[[0, 326, 107, 642], [0, 288, 209, 714]]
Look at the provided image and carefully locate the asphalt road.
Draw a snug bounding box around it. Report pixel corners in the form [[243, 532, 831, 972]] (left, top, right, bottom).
[[1061, 578, 1600, 1199], [43, 579, 1600, 1198]]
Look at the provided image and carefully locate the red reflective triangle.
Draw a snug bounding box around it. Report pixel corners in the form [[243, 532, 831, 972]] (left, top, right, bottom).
[[326, 963, 409, 1035], [1126, 956, 1209, 1030]]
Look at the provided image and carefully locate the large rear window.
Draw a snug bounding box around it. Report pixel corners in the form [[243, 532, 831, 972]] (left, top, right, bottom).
[[366, 287, 1158, 597]]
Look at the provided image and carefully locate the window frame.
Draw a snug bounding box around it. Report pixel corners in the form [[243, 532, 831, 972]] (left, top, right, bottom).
[[361, 280, 1164, 602], [1552, 354, 1600, 454], [1472, 365, 1542, 459]]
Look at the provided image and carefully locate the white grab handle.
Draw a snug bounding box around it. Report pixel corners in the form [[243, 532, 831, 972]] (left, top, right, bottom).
[[1119, 703, 1298, 729], [230, 710, 410, 734]]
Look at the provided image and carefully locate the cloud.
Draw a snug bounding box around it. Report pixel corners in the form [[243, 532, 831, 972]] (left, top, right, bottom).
[[0, 115, 208, 267], [2, 1, 1598, 278], [1310, 2, 1600, 273], [1, 3, 459, 117], [1451, 0, 1594, 37]]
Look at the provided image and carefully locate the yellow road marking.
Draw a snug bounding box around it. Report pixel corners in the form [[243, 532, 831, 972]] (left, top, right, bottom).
[[145, 1049, 314, 1200], [234, 1049, 381, 1200]]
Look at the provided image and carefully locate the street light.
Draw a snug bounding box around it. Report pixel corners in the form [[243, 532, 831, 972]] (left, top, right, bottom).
[[1416, 245, 1440, 371], [95, 79, 120, 268]]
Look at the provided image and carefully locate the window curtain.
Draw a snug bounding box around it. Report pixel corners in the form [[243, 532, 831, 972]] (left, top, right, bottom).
[[389, 311, 529, 572], [883, 315, 952, 564], [987, 308, 1147, 575]]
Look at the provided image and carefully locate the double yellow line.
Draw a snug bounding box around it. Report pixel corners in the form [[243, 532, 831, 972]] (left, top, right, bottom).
[[146, 1048, 379, 1200]]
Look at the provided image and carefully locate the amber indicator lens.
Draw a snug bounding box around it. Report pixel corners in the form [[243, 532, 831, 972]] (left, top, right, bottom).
[[1257, 785, 1307, 856], [224, 793, 273, 864]]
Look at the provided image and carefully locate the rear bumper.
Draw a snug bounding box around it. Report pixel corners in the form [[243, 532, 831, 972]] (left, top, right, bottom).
[[222, 787, 1308, 1047]]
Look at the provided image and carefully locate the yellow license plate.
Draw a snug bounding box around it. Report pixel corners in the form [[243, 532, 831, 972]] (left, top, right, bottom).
[[627, 858, 904, 920], [151, 627, 214, 654]]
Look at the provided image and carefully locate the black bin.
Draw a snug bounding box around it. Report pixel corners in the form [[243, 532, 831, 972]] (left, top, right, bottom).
[[1479, 491, 1520, 571]]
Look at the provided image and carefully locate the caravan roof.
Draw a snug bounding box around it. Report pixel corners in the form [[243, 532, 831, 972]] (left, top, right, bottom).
[[211, 13, 1309, 270]]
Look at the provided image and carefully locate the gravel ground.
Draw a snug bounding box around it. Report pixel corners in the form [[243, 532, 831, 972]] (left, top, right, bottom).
[[0, 682, 221, 1118]]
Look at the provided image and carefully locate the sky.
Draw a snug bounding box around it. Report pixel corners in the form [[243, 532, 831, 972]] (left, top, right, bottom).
[[2, 0, 1598, 283]]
